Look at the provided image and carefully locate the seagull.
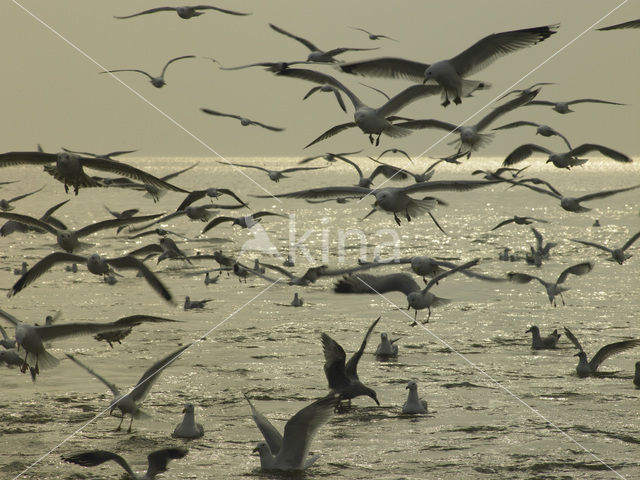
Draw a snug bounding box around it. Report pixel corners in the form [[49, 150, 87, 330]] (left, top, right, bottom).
[[563, 326, 640, 377], [176, 187, 247, 211], [339, 24, 558, 106], [217, 160, 325, 182], [244, 393, 339, 471], [0, 151, 189, 195], [374, 147, 414, 163], [395, 89, 541, 156], [0, 349, 22, 368], [335, 153, 417, 187], [0, 309, 140, 380], [525, 326, 561, 349], [0, 211, 162, 253], [303, 84, 348, 112], [571, 231, 640, 265], [507, 262, 593, 306], [335, 259, 480, 323], [275, 68, 446, 146], [129, 237, 193, 264], [184, 296, 213, 310], [209, 58, 314, 73], [597, 19, 640, 30], [496, 82, 556, 100], [127, 205, 235, 232], [92, 315, 180, 348], [502, 143, 632, 168], [102, 55, 195, 88], [471, 165, 529, 181], [291, 292, 304, 307], [253, 179, 497, 225], [299, 149, 363, 164], [492, 121, 572, 149], [0, 199, 68, 237], [172, 403, 204, 439], [63, 448, 188, 479], [526, 227, 557, 267], [349, 26, 397, 41], [269, 23, 379, 63], [321, 316, 381, 406], [0, 186, 44, 211], [204, 272, 220, 285], [13, 262, 28, 276], [490, 215, 548, 231], [202, 212, 285, 233], [0, 324, 16, 349], [128, 228, 189, 240], [402, 381, 428, 414], [201, 108, 284, 131], [114, 5, 251, 19], [62, 147, 137, 161], [525, 97, 624, 114], [635, 362, 640, 388], [9, 252, 173, 303], [66, 344, 190, 432], [375, 332, 399, 358], [502, 178, 640, 213]]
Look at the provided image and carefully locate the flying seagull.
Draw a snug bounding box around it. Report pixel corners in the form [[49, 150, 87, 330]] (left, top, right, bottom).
[[218, 160, 325, 182], [507, 262, 593, 306], [597, 19, 640, 31], [115, 5, 250, 19], [321, 316, 381, 406], [525, 98, 624, 114], [102, 55, 195, 88], [563, 326, 640, 377], [201, 108, 284, 131], [9, 252, 173, 303], [492, 121, 572, 149], [571, 230, 640, 265], [244, 393, 339, 471], [339, 24, 558, 106], [66, 344, 191, 432], [502, 143, 632, 169], [92, 315, 180, 348], [349, 26, 397, 41], [63, 448, 188, 479], [269, 23, 379, 62], [202, 211, 285, 233], [0, 151, 188, 195], [0, 199, 68, 237], [0, 186, 44, 211], [490, 215, 548, 231]]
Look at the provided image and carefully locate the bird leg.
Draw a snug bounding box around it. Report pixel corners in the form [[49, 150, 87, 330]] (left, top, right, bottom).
[[560, 293, 566, 306], [20, 352, 28, 373], [375, 134, 381, 146], [368, 134, 375, 144], [73, 185, 80, 195], [127, 417, 134, 433], [453, 95, 462, 105], [394, 213, 401, 226], [405, 211, 412, 222], [29, 367, 37, 382], [422, 307, 432, 324], [115, 414, 124, 431], [441, 92, 450, 108]]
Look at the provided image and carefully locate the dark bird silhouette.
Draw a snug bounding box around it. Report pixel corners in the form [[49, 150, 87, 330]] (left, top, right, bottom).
[[571, 230, 640, 265], [102, 55, 195, 88], [115, 5, 250, 19]]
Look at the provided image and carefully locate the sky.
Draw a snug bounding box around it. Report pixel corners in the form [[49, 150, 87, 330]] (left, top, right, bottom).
[[1, 0, 638, 160]]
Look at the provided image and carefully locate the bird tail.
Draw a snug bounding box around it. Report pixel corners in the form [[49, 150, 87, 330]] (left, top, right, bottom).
[[384, 124, 413, 138], [460, 79, 491, 97], [32, 350, 60, 370], [430, 295, 451, 308], [406, 197, 438, 218]]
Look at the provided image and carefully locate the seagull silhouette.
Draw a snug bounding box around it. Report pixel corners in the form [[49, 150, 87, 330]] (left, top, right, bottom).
[[525, 326, 561, 349], [102, 55, 195, 88], [115, 5, 250, 19], [571, 230, 640, 265], [502, 143, 631, 168], [201, 108, 284, 131]]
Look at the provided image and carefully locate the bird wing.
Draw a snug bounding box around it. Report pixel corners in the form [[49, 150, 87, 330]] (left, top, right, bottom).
[[0, 309, 21, 327], [369, 164, 409, 181], [589, 340, 640, 372], [243, 393, 283, 454], [259, 262, 295, 279], [571, 238, 612, 254], [269, 23, 319, 52], [491, 120, 540, 131], [507, 272, 545, 287], [339, 56, 430, 82], [106, 256, 173, 302], [491, 218, 515, 230], [334, 272, 421, 295], [201, 216, 235, 234], [201, 108, 241, 121], [0, 151, 57, 168], [304, 122, 358, 148], [400, 179, 499, 195], [0, 212, 58, 236], [423, 258, 479, 292], [65, 354, 121, 397], [376, 84, 443, 117], [160, 162, 199, 182], [41, 199, 70, 221], [394, 118, 457, 132], [321, 333, 350, 389], [249, 119, 285, 131], [252, 211, 286, 219], [160, 55, 195, 76], [195, 5, 251, 15], [80, 157, 188, 193], [332, 154, 363, 178], [102, 68, 154, 80], [345, 316, 381, 379], [62, 450, 135, 477], [76, 214, 163, 237], [556, 262, 593, 284], [475, 89, 540, 131], [597, 19, 640, 30], [531, 227, 544, 250], [562, 327, 584, 352], [576, 185, 640, 203], [9, 252, 87, 297], [502, 144, 553, 166], [130, 343, 191, 402], [276, 68, 362, 109], [621, 231, 640, 251], [255, 185, 370, 199], [7, 186, 44, 204], [449, 25, 559, 77], [145, 448, 188, 479], [278, 395, 339, 468], [568, 144, 631, 163], [176, 190, 206, 211], [37, 322, 130, 342], [217, 160, 269, 173], [280, 166, 327, 173], [114, 7, 175, 19], [566, 98, 624, 106], [332, 88, 347, 112]]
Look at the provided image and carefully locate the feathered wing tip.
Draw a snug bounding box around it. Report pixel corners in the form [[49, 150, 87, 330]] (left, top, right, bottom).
[[460, 79, 492, 97]]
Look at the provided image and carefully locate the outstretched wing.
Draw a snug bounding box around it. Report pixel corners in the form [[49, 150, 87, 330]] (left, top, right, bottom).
[[146, 448, 188, 479], [269, 23, 319, 52], [130, 344, 191, 403], [345, 316, 381, 379], [114, 7, 176, 19], [568, 143, 631, 163], [423, 258, 480, 292], [9, 252, 87, 297], [556, 261, 593, 284], [589, 340, 640, 372], [340, 57, 430, 82], [562, 326, 584, 352], [65, 353, 121, 397], [243, 393, 283, 455], [106, 256, 173, 302], [334, 272, 421, 295], [321, 333, 349, 389], [62, 450, 134, 477], [161, 55, 196, 77], [304, 122, 358, 148], [503, 144, 553, 166]]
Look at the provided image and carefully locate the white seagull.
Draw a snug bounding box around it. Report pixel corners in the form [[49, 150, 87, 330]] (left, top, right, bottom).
[[173, 403, 204, 439], [402, 380, 428, 414], [502, 143, 632, 169], [525, 97, 624, 114], [244, 393, 339, 471]]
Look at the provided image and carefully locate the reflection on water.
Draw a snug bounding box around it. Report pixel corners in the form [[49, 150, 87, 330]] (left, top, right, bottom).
[[0, 158, 639, 479]]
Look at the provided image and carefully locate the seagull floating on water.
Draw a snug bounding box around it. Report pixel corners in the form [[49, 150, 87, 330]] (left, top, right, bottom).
[[375, 332, 399, 358], [402, 380, 428, 414], [173, 403, 204, 439], [525, 326, 561, 349]]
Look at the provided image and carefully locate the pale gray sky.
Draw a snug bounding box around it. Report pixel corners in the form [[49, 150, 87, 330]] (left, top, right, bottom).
[[1, 0, 638, 159]]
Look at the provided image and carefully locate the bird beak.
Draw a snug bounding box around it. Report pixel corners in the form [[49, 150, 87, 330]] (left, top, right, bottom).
[[573, 353, 580, 357], [252, 446, 259, 453], [182, 407, 186, 413], [405, 385, 409, 390], [525, 327, 531, 333]]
